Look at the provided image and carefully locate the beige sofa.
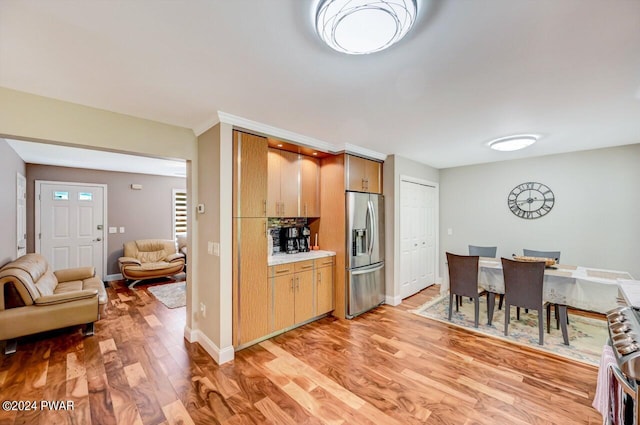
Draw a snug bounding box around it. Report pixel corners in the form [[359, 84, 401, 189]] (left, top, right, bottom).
[[118, 239, 185, 288], [0, 253, 107, 354]]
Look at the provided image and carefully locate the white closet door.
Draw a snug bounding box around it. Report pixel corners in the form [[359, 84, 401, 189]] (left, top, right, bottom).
[[400, 180, 436, 299]]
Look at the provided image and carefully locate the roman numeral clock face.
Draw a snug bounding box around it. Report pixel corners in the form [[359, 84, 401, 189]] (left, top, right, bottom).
[[507, 182, 555, 219]]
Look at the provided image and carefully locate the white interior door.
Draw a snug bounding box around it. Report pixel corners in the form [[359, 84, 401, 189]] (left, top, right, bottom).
[[16, 173, 26, 258], [36, 181, 106, 278], [400, 180, 436, 299]]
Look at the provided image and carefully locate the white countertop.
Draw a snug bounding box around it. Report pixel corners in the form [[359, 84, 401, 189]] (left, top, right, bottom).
[[268, 250, 336, 266]]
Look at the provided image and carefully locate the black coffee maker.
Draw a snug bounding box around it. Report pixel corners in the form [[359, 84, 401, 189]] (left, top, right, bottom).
[[281, 227, 299, 254], [298, 226, 311, 252]]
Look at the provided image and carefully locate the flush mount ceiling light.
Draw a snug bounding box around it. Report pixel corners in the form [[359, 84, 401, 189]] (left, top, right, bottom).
[[487, 134, 540, 152], [316, 0, 418, 55]]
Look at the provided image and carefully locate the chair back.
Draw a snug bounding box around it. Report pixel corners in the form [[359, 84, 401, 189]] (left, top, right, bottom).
[[501, 257, 545, 310], [446, 252, 480, 298], [468, 245, 497, 257], [523, 249, 560, 262], [124, 239, 178, 263]]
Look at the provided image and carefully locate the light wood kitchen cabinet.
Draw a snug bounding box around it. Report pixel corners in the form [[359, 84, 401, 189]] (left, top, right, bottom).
[[271, 260, 315, 332], [233, 131, 268, 217], [300, 155, 320, 217], [315, 257, 334, 315], [273, 272, 295, 330], [267, 148, 298, 217], [294, 261, 315, 323], [346, 154, 382, 194], [234, 218, 269, 345]]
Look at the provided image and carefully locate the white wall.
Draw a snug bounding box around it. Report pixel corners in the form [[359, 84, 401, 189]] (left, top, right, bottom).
[[384, 154, 440, 305], [439, 144, 640, 279]]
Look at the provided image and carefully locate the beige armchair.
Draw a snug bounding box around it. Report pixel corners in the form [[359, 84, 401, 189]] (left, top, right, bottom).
[[0, 253, 107, 354], [118, 239, 185, 288]]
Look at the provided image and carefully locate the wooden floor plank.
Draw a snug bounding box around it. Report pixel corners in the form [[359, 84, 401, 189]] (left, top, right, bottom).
[[0, 281, 602, 425]]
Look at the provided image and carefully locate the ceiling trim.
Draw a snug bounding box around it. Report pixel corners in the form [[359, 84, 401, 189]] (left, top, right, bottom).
[[217, 111, 386, 161], [344, 143, 388, 161]]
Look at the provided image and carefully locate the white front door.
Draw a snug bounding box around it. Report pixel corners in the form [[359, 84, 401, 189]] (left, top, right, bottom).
[[16, 173, 26, 258], [400, 180, 436, 299], [36, 181, 106, 279]]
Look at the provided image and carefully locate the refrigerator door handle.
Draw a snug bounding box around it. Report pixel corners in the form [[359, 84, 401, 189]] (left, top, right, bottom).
[[367, 200, 375, 256], [351, 263, 385, 275]]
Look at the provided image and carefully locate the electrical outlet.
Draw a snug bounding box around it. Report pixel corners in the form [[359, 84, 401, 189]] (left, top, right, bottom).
[[207, 241, 214, 255], [213, 242, 220, 256], [200, 302, 206, 318]]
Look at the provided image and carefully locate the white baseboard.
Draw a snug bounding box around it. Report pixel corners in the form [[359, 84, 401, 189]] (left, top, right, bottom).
[[385, 295, 402, 306], [183, 326, 234, 365], [105, 273, 123, 281]]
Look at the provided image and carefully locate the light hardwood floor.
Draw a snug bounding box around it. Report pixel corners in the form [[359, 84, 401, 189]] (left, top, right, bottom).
[[0, 282, 602, 424]]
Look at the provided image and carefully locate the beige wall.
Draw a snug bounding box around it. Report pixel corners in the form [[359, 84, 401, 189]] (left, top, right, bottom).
[[26, 164, 186, 275], [195, 123, 234, 362], [0, 87, 195, 160], [0, 139, 26, 266]]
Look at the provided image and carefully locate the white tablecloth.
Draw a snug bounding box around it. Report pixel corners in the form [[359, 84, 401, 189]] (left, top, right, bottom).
[[476, 258, 634, 314]]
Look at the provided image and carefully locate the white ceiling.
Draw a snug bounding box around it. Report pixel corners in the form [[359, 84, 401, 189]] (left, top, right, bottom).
[[4, 138, 186, 177], [1, 0, 639, 169]]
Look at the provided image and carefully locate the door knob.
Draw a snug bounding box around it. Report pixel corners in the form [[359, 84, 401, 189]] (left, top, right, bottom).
[[93, 238, 102, 242]]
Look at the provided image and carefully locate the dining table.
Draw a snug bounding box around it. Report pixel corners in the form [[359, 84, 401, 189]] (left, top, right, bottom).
[[476, 257, 635, 314]]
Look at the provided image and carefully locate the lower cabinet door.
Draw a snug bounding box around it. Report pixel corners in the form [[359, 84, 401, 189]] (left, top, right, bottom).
[[316, 265, 334, 315], [294, 269, 314, 323], [273, 274, 296, 331]]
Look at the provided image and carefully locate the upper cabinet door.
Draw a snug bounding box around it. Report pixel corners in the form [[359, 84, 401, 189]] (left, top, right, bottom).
[[346, 154, 382, 194], [280, 151, 299, 217], [267, 148, 282, 217], [300, 155, 320, 217], [364, 160, 382, 194], [233, 131, 268, 217], [267, 149, 300, 217]]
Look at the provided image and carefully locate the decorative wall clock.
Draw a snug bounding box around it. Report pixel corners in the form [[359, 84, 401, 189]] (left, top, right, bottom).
[[507, 182, 555, 219]]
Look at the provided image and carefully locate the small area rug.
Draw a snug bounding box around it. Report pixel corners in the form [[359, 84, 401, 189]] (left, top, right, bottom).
[[147, 282, 186, 309], [411, 295, 608, 366]]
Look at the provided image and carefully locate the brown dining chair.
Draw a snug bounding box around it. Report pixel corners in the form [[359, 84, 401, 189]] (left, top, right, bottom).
[[521, 249, 568, 329], [501, 257, 546, 345], [447, 252, 493, 328]]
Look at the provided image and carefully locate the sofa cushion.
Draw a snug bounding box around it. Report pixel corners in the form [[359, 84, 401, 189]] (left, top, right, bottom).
[[55, 280, 84, 293], [138, 250, 168, 263], [1, 253, 49, 284], [35, 271, 58, 297], [138, 261, 172, 271]]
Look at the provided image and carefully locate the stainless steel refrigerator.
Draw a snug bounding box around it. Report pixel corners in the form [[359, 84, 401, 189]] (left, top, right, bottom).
[[346, 191, 385, 318]]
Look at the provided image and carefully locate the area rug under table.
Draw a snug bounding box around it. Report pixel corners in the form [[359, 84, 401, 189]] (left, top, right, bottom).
[[147, 282, 186, 309], [411, 295, 608, 366]]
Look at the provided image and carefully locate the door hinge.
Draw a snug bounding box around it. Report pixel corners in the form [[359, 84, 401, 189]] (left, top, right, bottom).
[[38, 233, 41, 240]]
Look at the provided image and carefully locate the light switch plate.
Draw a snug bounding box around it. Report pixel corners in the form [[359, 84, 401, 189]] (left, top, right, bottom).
[[213, 242, 220, 256], [207, 241, 214, 255], [119, 227, 125, 233], [108, 227, 117, 234]]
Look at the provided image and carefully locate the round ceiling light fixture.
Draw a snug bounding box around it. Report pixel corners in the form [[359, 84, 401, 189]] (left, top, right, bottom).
[[316, 0, 418, 55], [487, 134, 540, 152]]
